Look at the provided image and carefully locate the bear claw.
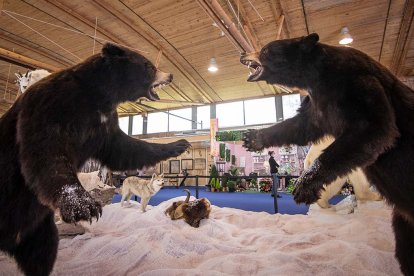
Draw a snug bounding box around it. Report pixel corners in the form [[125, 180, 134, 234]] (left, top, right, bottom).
[[58, 185, 102, 224], [292, 179, 324, 205], [242, 129, 265, 151]]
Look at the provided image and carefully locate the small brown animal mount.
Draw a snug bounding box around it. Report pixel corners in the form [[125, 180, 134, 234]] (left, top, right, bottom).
[[165, 189, 211, 228]]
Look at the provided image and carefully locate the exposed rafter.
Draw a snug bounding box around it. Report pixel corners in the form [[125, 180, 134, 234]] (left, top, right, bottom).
[[228, 0, 260, 51], [270, 1, 290, 39], [0, 47, 61, 72], [0, 29, 73, 68], [197, 0, 255, 53], [276, 15, 285, 40], [390, 0, 414, 76]]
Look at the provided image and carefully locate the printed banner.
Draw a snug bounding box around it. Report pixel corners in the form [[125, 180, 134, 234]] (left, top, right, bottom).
[[210, 118, 219, 156]]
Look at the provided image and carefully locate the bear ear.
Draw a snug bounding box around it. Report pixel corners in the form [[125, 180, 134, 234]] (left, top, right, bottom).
[[300, 33, 319, 52], [102, 43, 126, 57]]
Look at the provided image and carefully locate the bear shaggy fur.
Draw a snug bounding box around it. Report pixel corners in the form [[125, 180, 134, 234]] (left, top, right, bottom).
[[241, 33, 414, 275], [0, 43, 190, 276]]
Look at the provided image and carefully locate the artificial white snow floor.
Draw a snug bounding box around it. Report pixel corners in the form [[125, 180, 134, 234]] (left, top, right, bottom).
[[0, 197, 401, 275]]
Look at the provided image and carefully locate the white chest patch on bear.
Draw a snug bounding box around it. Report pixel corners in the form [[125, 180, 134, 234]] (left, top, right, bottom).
[[100, 114, 108, 123]]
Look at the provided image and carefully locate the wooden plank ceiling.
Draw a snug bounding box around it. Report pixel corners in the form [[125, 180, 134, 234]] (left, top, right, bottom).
[[0, 0, 413, 117]]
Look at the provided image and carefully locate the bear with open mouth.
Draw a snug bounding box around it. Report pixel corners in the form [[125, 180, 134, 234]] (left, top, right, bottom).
[[241, 33, 414, 275], [0, 43, 190, 275]]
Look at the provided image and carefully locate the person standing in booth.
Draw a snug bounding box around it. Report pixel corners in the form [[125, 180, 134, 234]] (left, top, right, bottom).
[[269, 151, 281, 198]]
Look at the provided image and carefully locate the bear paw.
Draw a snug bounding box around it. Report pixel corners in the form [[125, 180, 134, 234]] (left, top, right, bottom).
[[242, 129, 266, 151], [292, 177, 325, 205], [58, 185, 102, 224], [163, 139, 191, 157]]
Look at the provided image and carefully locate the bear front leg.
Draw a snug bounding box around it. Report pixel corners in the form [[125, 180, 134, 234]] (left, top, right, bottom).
[[97, 130, 190, 171], [243, 101, 323, 151], [19, 151, 102, 224]]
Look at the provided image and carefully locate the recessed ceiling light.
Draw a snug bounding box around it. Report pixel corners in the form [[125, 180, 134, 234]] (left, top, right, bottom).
[[339, 27, 353, 45], [208, 57, 218, 72]]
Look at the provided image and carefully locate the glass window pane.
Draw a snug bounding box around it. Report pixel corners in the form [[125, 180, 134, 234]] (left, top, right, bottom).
[[244, 97, 276, 125], [216, 101, 244, 127], [169, 108, 192, 131], [147, 112, 168, 133], [282, 94, 301, 119], [197, 105, 210, 129], [131, 115, 143, 135], [118, 116, 129, 134]]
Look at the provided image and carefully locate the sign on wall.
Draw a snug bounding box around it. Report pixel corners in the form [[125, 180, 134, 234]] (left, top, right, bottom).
[[210, 118, 219, 156]]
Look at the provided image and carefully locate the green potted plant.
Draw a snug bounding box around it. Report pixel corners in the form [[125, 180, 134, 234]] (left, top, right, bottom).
[[209, 164, 220, 192], [227, 180, 236, 192], [286, 178, 297, 194], [211, 178, 221, 192], [259, 178, 272, 193]]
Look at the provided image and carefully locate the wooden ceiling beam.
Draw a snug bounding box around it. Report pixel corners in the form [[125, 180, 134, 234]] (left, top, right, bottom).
[[44, 0, 125, 49], [276, 15, 285, 40], [91, 0, 217, 103], [0, 98, 13, 105], [226, 0, 280, 95], [390, 0, 414, 76], [197, 0, 255, 53], [0, 47, 61, 72], [271, 1, 291, 39], [0, 30, 73, 68], [228, 0, 260, 51]]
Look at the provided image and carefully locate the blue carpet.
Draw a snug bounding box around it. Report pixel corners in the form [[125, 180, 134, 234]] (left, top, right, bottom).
[[112, 187, 345, 215]]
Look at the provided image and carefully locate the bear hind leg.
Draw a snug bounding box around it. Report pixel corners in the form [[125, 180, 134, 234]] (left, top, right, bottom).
[[13, 213, 58, 276], [393, 210, 414, 276]]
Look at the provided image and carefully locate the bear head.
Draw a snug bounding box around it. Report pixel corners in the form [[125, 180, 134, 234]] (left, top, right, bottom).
[[240, 33, 320, 89], [74, 43, 172, 104]]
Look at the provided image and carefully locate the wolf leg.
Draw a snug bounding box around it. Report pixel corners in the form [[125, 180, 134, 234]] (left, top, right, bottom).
[[140, 197, 150, 212], [120, 190, 128, 207], [126, 192, 134, 205]]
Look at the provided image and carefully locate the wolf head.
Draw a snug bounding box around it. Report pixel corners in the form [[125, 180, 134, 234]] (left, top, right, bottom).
[[150, 173, 164, 189]]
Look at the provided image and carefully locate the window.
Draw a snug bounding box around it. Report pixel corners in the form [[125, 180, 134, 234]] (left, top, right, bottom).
[[118, 116, 129, 134], [169, 108, 192, 131], [131, 115, 143, 135], [216, 101, 244, 127], [197, 105, 210, 129], [147, 112, 168, 133], [244, 97, 276, 125], [282, 94, 301, 119]]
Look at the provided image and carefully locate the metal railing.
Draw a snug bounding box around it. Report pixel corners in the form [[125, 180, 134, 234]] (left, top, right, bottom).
[[116, 174, 298, 214]]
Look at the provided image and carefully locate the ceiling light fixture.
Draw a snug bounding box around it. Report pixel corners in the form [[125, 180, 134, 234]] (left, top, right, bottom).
[[208, 57, 218, 72], [339, 27, 353, 45]]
